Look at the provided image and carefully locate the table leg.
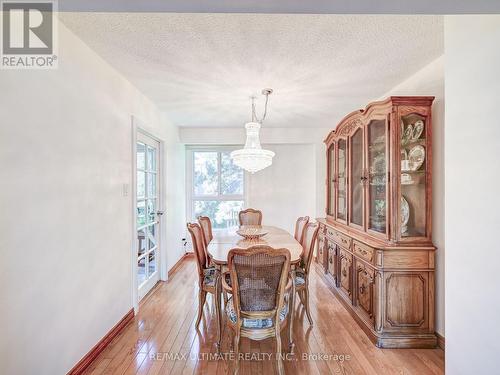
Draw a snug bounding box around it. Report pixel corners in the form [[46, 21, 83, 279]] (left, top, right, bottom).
[[215, 267, 222, 352], [288, 268, 296, 353]]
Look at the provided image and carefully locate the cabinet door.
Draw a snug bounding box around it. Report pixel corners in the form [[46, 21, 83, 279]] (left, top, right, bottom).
[[367, 118, 389, 238], [327, 142, 336, 217], [336, 139, 347, 222], [316, 234, 326, 269], [327, 242, 337, 282], [356, 261, 375, 321], [398, 107, 431, 242], [349, 128, 364, 229], [339, 249, 353, 300]]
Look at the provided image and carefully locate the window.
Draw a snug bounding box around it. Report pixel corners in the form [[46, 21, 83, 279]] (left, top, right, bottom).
[[187, 148, 246, 229]]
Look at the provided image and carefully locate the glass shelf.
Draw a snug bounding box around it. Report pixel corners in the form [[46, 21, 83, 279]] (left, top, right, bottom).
[[367, 119, 387, 234]]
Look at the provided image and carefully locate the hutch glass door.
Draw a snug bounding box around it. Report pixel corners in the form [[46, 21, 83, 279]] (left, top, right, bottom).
[[327, 143, 335, 216], [349, 128, 364, 228], [400, 112, 427, 238], [337, 139, 347, 221], [367, 119, 388, 235]]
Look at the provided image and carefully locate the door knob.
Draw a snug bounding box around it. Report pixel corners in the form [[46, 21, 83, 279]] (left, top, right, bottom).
[[156, 211, 165, 216]]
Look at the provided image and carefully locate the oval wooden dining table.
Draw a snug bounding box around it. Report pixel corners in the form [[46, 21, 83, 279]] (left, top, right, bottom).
[[206, 225, 303, 351]]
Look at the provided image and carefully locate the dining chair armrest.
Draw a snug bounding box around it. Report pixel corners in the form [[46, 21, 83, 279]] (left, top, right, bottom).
[[221, 271, 233, 294]]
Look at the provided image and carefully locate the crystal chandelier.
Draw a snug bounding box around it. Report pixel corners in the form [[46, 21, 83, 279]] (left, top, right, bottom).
[[231, 89, 275, 174]]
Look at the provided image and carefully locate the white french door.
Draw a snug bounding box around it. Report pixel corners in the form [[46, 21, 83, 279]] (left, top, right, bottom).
[[136, 132, 161, 300]]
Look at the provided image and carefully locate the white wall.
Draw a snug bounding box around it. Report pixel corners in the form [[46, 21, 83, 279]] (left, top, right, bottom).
[[380, 56, 445, 336], [247, 144, 316, 233], [444, 15, 500, 374], [0, 20, 185, 375]]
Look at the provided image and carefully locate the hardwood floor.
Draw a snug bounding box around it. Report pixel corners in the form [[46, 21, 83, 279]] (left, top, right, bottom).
[[82, 257, 444, 375]]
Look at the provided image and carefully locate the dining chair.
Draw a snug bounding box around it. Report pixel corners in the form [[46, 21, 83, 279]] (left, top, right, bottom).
[[294, 216, 310, 244], [187, 222, 218, 329], [222, 246, 293, 375], [295, 222, 320, 326], [197, 216, 213, 247], [238, 208, 263, 226]]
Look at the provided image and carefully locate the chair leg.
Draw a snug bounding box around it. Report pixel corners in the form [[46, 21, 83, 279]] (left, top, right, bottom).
[[304, 284, 313, 326], [234, 329, 241, 375], [195, 289, 207, 328], [276, 325, 284, 375], [298, 289, 305, 306]]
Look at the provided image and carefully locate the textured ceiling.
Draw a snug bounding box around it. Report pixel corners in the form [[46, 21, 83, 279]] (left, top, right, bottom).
[[60, 13, 443, 128]]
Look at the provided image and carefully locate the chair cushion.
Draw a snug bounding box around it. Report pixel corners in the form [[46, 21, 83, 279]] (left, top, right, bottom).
[[225, 295, 289, 329], [203, 267, 217, 287], [295, 269, 306, 286]]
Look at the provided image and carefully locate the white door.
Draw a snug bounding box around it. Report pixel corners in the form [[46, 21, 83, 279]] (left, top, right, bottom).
[[136, 132, 161, 300]]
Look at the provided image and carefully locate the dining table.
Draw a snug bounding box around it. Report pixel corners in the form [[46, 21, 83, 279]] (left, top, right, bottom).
[[206, 225, 303, 351]]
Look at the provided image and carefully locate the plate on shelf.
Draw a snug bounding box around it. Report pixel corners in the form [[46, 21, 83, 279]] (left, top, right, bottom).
[[408, 145, 425, 171], [402, 124, 413, 145], [401, 196, 410, 234], [411, 120, 424, 141]]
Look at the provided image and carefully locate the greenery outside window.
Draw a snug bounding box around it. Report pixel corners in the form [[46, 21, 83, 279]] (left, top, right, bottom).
[[187, 147, 246, 229]]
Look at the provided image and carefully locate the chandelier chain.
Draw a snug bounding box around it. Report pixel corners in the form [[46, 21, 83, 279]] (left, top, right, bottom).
[[251, 91, 270, 124]]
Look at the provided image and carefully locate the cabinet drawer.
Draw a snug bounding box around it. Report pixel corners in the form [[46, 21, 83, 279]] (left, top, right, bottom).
[[353, 241, 374, 263], [335, 232, 352, 249]]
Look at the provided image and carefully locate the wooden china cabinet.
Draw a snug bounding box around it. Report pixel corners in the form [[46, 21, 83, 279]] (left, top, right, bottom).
[[317, 96, 437, 348]]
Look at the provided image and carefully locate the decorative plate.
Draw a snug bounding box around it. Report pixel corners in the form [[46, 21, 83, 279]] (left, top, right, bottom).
[[411, 120, 424, 141], [401, 196, 410, 234], [402, 124, 413, 145], [236, 227, 268, 240], [408, 145, 425, 171]]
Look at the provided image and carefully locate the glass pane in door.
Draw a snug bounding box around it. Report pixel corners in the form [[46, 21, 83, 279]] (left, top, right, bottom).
[[138, 256, 146, 285], [136, 134, 161, 300], [328, 143, 335, 216], [350, 129, 364, 226], [400, 114, 427, 237], [337, 139, 347, 221], [368, 120, 387, 233]]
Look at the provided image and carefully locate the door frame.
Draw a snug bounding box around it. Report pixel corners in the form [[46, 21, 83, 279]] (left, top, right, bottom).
[[131, 116, 166, 313]]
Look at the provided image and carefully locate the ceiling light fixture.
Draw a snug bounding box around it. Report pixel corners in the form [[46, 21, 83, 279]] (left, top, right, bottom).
[[230, 89, 275, 174]]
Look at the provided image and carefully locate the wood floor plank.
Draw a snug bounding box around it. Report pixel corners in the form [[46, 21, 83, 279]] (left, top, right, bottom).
[[81, 257, 444, 375]]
